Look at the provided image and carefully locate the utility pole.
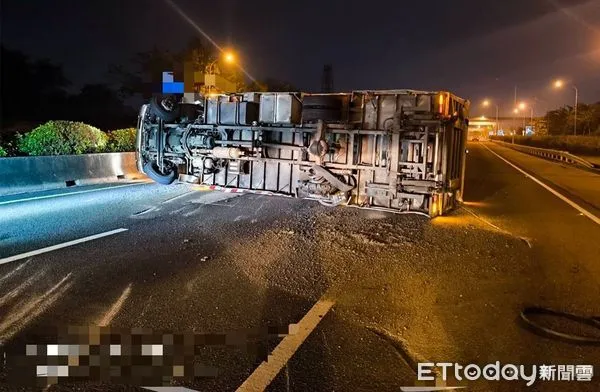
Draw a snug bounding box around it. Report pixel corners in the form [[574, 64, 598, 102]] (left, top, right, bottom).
[[573, 86, 578, 136], [321, 64, 334, 93], [495, 105, 499, 134], [513, 85, 517, 132]]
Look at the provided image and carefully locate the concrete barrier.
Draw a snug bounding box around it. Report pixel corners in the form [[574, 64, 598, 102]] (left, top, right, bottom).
[[0, 152, 145, 196]]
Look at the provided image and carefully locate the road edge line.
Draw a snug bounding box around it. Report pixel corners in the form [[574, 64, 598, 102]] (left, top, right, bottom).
[[482, 143, 600, 226], [0, 228, 129, 265]]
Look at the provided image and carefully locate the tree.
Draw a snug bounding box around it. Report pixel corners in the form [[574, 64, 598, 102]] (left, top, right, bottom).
[[68, 84, 134, 130], [1, 46, 70, 130], [546, 106, 571, 135], [110, 46, 180, 100], [111, 38, 247, 99], [577, 103, 599, 136], [545, 103, 600, 136]]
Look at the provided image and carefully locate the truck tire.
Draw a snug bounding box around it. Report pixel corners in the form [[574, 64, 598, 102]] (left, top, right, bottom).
[[143, 161, 178, 185], [150, 96, 180, 122]]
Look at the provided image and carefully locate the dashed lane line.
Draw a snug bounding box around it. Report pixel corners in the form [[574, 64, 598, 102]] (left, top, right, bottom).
[[236, 298, 335, 392], [0, 228, 128, 266]]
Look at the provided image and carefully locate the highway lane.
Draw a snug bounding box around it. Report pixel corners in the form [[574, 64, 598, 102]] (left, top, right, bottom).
[[0, 142, 599, 391], [0, 181, 195, 259]]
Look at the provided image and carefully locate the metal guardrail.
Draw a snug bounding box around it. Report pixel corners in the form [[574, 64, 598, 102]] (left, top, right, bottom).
[[491, 140, 597, 169]]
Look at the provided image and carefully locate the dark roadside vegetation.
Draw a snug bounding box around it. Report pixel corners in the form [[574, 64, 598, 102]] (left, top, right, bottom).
[[489, 103, 600, 157], [0, 38, 296, 157]]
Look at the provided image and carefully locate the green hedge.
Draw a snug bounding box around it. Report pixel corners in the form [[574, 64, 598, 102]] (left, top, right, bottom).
[[17, 121, 108, 156], [0, 121, 137, 157], [106, 128, 136, 152], [491, 135, 600, 156]]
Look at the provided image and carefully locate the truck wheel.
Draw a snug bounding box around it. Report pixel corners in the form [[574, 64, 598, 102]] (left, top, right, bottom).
[[143, 161, 177, 185], [150, 96, 180, 122]]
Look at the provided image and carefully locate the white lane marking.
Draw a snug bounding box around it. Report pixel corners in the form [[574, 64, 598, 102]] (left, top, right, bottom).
[[0, 258, 31, 285], [400, 388, 465, 392], [0, 228, 128, 266], [0, 181, 149, 206], [483, 143, 600, 226], [236, 298, 335, 392], [0, 273, 72, 343], [98, 283, 132, 326]]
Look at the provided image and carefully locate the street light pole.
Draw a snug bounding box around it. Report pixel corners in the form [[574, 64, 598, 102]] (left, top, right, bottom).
[[530, 107, 533, 128], [573, 85, 578, 136], [495, 104, 499, 134], [482, 99, 500, 134]]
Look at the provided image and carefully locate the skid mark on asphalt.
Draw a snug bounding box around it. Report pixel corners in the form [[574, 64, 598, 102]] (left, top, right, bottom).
[[130, 190, 202, 219], [188, 192, 242, 206], [97, 283, 132, 327], [136, 294, 154, 324], [135, 192, 243, 218], [170, 205, 190, 215], [131, 206, 162, 217], [0, 269, 46, 308], [183, 206, 206, 217], [160, 190, 196, 204], [0, 273, 73, 343], [228, 196, 269, 221], [0, 258, 31, 286]]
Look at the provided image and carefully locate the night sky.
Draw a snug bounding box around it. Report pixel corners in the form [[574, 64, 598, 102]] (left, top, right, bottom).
[[2, 0, 599, 116]]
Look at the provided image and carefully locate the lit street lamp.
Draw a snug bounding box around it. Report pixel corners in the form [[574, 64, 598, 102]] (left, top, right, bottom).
[[223, 52, 235, 64], [205, 50, 236, 75], [482, 99, 499, 134], [553, 79, 578, 136], [204, 50, 237, 94]]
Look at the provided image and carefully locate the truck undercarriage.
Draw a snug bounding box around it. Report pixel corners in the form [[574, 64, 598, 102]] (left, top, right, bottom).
[[136, 90, 469, 217]]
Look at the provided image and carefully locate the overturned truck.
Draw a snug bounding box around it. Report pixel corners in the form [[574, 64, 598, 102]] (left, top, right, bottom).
[[136, 90, 470, 217]]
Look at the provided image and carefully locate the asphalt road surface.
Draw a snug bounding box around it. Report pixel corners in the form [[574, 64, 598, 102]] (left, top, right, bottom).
[[0, 142, 599, 391]]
